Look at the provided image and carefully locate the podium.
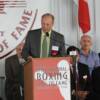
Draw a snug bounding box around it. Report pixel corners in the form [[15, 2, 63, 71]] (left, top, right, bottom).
[[24, 57, 72, 100]]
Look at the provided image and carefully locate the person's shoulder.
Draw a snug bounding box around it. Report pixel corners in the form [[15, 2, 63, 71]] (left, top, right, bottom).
[[92, 66, 100, 76], [52, 30, 64, 38], [27, 28, 41, 36], [78, 62, 88, 68], [5, 54, 17, 62], [28, 28, 41, 34], [91, 50, 99, 57]]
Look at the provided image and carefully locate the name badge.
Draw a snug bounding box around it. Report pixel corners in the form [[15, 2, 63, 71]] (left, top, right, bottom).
[[52, 46, 59, 51]]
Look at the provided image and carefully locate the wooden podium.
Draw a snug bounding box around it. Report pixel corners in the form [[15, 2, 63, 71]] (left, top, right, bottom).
[[24, 57, 72, 100]]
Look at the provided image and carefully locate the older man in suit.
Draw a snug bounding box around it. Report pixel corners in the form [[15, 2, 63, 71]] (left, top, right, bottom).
[[5, 43, 25, 100], [79, 35, 100, 75], [22, 13, 65, 60]]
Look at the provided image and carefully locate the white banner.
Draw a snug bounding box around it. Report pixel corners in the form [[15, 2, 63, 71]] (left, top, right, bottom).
[[0, 0, 38, 58]]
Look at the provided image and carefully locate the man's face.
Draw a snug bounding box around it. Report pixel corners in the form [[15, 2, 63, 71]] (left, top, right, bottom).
[[41, 16, 54, 32], [16, 43, 24, 56], [80, 36, 92, 51]]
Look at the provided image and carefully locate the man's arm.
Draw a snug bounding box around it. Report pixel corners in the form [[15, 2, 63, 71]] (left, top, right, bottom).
[[5, 57, 22, 99], [59, 34, 65, 56], [5, 58, 14, 99], [21, 31, 31, 61], [5, 58, 13, 81]]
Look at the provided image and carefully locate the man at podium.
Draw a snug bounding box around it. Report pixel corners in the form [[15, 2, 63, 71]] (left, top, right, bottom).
[[22, 13, 65, 60]]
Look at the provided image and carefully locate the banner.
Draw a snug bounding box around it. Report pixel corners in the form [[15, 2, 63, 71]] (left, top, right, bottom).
[[0, 0, 38, 58]]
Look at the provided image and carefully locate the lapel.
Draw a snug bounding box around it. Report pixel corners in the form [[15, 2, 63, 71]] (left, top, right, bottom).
[[11, 55, 20, 76], [36, 29, 41, 57], [13, 55, 19, 66], [48, 31, 55, 57], [12, 55, 24, 86]]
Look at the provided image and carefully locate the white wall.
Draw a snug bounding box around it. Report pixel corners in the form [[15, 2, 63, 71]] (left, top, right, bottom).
[[50, 0, 78, 47], [32, 0, 51, 29]]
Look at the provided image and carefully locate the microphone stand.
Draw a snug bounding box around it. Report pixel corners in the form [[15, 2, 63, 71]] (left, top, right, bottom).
[[74, 59, 79, 100], [71, 52, 79, 100]]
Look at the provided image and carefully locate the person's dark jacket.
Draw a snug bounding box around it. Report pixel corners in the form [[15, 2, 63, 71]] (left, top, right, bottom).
[[5, 55, 24, 100], [86, 66, 100, 100], [71, 62, 92, 100]]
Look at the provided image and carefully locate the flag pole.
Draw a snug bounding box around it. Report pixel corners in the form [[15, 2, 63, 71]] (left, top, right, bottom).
[[76, 0, 80, 48], [93, 0, 97, 52], [72, 0, 80, 100]]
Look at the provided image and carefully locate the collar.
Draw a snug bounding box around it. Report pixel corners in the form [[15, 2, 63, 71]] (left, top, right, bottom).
[[80, 49, 92, 56], [41, 30, 52, 38]]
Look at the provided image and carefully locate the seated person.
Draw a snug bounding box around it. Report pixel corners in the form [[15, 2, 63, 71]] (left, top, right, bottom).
[[66, 46, 92, 100], [5, 43, 25, 100]]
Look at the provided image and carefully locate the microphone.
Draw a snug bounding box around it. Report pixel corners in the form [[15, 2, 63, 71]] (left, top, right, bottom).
[[70, 51, 78, 64], [67, 46, 80, 62], [70, 50, 79, 99], [46, 32, 49, 37]]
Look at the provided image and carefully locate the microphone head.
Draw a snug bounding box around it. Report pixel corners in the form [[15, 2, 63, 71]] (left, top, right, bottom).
[[69, 51, 77, 56], [46, 32, 49, 37], [66, 46, 79, 57]]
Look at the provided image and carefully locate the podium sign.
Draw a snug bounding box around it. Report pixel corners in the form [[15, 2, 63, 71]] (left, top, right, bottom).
[[24, 57, 71, 100]]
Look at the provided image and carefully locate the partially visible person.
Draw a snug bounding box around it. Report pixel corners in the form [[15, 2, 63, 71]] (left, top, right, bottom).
[[98, 53, 100, 58], [66, 46, 91, 100], [22, 13, 65, 60], [86, 66, 100, 100], [79, 35, 100, 74], [5, 42, 25, 100]]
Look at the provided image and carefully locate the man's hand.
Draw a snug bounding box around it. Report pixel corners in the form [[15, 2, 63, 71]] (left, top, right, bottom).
[[77, 91, 89, 100], [27, 56, 33, 61]]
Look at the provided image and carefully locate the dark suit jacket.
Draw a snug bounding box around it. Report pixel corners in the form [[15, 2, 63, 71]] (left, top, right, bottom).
[[71, 62, 91, 91], [78, 62, 91, 91], [71, 62, 91, 100], [85, 66, 100, 100], [5, 55, 24, 100], [22, 29, 65, 60], [91, 66, 100, 93]]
